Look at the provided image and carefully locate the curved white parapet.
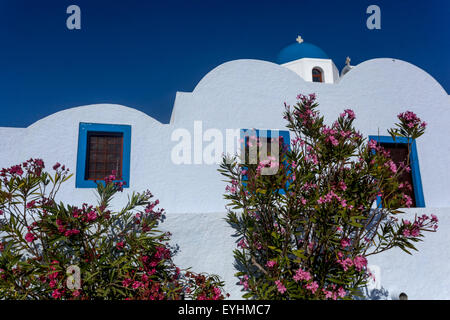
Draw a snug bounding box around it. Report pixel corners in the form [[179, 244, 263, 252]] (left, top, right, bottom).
[[27, 103, 164, 130]]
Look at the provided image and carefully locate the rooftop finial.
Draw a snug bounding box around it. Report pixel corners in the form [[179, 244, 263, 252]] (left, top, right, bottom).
[[296, 35, 304, 44], [346, 56, 351, 66]]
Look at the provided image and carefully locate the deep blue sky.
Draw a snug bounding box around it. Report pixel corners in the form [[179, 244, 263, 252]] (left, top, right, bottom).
[[0, 0, 448, 127]]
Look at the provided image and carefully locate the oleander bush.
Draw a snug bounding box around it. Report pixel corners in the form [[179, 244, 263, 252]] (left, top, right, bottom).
[[0, 162, 227, 300], [219, 93, 438, 300]]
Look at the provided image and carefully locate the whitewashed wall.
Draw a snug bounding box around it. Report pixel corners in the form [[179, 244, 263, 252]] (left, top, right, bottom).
[[0, 58, 449, 299]]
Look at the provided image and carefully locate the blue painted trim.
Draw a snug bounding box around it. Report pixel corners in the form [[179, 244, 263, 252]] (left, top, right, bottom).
[[240, 129, 291, 193], [76, 123, 131, 188], [369, 135, 425, 208]]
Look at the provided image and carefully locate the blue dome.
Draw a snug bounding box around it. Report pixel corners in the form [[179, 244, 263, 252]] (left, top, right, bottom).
[[276, 42, 329, 64]]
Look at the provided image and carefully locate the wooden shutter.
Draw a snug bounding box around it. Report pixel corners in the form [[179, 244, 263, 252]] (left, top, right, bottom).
[[85, 132, 123, 180]]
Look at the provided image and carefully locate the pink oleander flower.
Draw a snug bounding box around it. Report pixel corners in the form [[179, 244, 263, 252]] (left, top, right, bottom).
[[240, 275, 249, 290], [64, 229, 80, 237], [266, 260, 277, 268], [337, 287, 346, 298], [275, 280, 287, 294], [368, 139, 378, 150], [116, 241, 125, 250], [385, 160, 397, 173], [48, 271, 59, 281], [26, 200, 36, 209], [49, 280, 57, 288], [340, 238, 351, 248], [398, 111, 426, 130], [225, 185, 237, 194], [87, 210, 97, 221], [353, 256, 368, 271], [213, 287, 222, 300], [305, 281, 319, 294], [411, 227, 420, 237], [337, 257, 353, 271], [9, 165, 24, 176], [338, 181, 347, 191], [51, 289, 63, 299], [323, 289, 334, 299], [327, 135, 339, 146], [25, 232, 36, 243], [293, 268, 312, 282], [104, 174, 116, 185], [72, 290, 81, 297], [122, 278, 132, 287], [132, 281, 143, 289], [403, 194, 413, 208], [340, 109, 356, 120], [237, 238, 248, 249]]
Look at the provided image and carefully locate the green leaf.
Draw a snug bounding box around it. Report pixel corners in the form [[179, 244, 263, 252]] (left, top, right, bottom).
[[291, 250, 306, 259], [242, 292, 253, 299]]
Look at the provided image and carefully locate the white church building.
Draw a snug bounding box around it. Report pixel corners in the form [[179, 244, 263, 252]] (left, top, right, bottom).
[[1, 36, 449, 299]]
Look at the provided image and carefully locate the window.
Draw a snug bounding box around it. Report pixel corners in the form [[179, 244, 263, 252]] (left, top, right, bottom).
[[369, 136, 425, 208], [312, 68, 323, 83], [76, 123, 131, 188], [86, 132, 123, 180], [240, 129, 290, 191], [240, 129, 290, 164]]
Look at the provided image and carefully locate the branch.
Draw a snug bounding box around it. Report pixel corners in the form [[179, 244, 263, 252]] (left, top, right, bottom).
[[251, 256, 268, 275]]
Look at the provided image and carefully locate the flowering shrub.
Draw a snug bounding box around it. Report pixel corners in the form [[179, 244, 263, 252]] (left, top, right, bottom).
[[0, 160, 227, 299], [219, 93, 438, 300]]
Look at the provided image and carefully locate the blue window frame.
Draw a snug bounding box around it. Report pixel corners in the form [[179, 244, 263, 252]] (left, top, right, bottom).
[[369, 135, 425, 208], [76, 123, 131, 188], [240, 129, 291, 192]]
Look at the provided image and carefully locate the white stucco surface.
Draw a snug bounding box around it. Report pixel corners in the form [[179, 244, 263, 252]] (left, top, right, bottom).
[[0, 57, 449, 299]]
